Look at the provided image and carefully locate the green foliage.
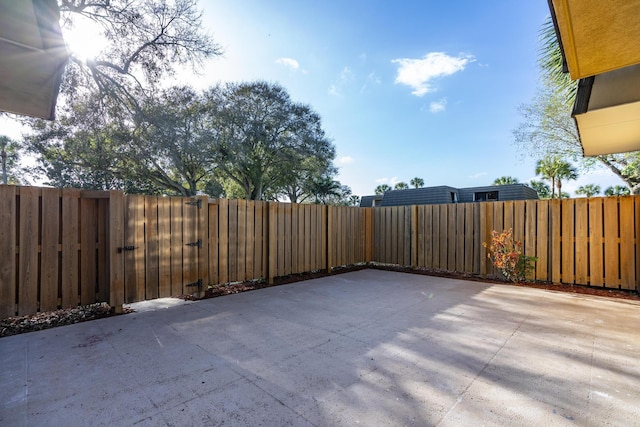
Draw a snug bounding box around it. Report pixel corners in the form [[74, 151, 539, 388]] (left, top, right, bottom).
[[375, 184, 391, 195], [529, 180, 551, 199], [535, 156, 578, 198], [484, 229, 537, 283], [410, 177, 424, 188], [0, 135, 24, 184], [207, 81, 335, 200], [604, 185, 630, 196], [575, 184, 601, 198], [493, 176, 519, 185], [394, 182, 408, 190]]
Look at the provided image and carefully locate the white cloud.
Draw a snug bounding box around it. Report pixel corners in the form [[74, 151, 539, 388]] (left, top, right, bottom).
[[328, 66, 354, 96], [392, 52, 474, 96], [275, 57, 299, 71], [376, 176, 401, 185], [429, 98, 447, 113], [469, 172, 488, 179], [336, 156, 354, 166]]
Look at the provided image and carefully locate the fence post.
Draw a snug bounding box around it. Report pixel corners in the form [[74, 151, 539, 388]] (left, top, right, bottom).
[[108, 190, 125, 314]]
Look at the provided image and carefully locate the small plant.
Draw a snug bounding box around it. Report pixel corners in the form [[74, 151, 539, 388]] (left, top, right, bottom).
[[483, 229, 537, 282]]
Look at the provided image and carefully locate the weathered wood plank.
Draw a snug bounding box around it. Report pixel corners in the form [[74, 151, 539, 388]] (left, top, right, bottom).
[[80, 198, 98, 305], [535, 200, 549, 281], [208, 201, 219, 286], [108, 190, 125, 312], [619, 197, 635, 290], [245, 200, 255, 279], [588, 198, 604, 286], [0, 186, 17, 317], [603, 197, 619, 288], [237, 199, 247, 281], [40, 188, 60, 312], [561, 198, 575, 284], [228, 199, 238, 282], [456, 204, 465, 272], [463, 204, 474, 273], [197, 195, 210, 290], [96, 198, 109, 303], [268, 202, 277, 283], [218, 198, 229, 284], [170, 197, 184, 294], [157, 197, 172, 296], [144, 197, 159, 300], [549, 199, 562, 283], [18, 187, 40, 315], [524, 200, 536, 281], [447, 204, 456, 271], [574, 198, 589, 285]]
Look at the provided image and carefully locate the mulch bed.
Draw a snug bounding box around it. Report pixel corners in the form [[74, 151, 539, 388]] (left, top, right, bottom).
[[2, 264, 637, 338], [0, 303, 134, 338]]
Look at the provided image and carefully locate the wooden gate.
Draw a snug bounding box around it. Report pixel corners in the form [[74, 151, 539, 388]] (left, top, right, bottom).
[[109, 193, 208, 309]]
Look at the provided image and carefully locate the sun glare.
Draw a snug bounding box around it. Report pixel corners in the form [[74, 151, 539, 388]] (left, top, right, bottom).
[[62, 18, 108, 62]]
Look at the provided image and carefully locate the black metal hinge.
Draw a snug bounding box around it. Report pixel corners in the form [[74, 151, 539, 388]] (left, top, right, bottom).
[[186, 278, 203, 289], [117, 245, 136, 253], [185, 239, 202, 248], [185, 199, 202, 208]]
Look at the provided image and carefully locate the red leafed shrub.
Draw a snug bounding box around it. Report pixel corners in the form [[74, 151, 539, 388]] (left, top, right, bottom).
[[483, 228, 537, 282]]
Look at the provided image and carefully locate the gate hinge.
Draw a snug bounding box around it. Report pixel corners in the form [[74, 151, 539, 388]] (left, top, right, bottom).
[[185, 199, 202, 208], [185, 239, 202, 248], [186, 278, 203, 288], [117, 245, 137, 253]]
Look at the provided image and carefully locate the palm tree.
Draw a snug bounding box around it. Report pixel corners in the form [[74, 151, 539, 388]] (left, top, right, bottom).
[[529, 180, 552, 199], [535, 156, 578, 198], [555, 161, 578, 198], [394, 182, 408, 190], [309, 176, 341, 204], [539, 16, 578, 103], [575, 184, 601, 198], [374, 184, 391, 195], [493, 176, 519, 185], [604, 185, 631, 196], [535, 156, 560, 198], [410, 177, 424, 188]]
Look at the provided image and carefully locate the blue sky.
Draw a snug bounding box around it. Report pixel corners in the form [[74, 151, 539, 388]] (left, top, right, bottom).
[[1, 0, 625, 195], [183, 0, 624, 196]]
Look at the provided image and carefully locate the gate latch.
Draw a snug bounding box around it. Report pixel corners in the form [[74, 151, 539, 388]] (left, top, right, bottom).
[[117, 245, 136, 253]]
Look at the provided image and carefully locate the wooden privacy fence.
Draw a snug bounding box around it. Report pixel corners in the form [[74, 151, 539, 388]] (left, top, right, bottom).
[[1, 186, 638, 318], [0, 186, 373, 317], [374, 196, 640, 290]]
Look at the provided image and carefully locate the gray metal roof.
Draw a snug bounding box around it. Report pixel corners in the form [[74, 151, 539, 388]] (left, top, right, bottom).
[[360, 184, 538, 207]]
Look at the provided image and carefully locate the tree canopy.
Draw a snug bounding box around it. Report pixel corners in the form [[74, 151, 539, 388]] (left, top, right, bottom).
[[57, 0, 221, 111]]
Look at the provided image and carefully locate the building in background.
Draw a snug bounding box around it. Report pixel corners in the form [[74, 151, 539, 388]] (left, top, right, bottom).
[[359, 184, 538, 207]]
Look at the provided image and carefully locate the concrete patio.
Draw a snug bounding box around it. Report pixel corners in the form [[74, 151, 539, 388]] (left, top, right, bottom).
[[2, 269, 640, 426]]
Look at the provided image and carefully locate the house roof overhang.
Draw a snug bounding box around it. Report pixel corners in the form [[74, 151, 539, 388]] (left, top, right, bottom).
[[549, 0, 640, 80], [0, 0, 68, 120], [548, 0, 640, 155], [572, 64, 640, 155]]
